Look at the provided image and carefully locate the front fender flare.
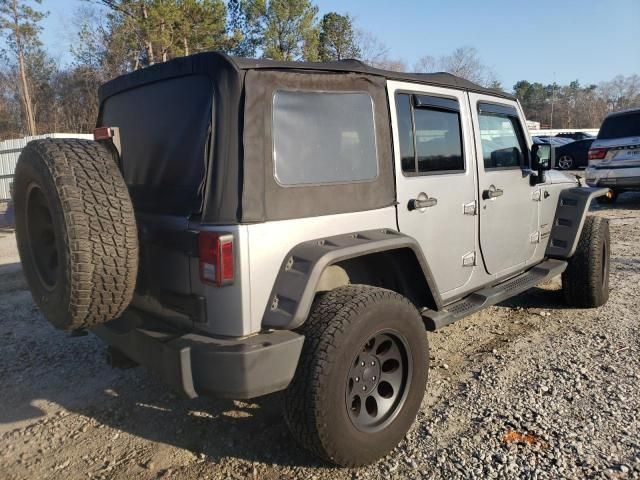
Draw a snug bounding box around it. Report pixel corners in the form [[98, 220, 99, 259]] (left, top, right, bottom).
[[546, 186, 609, 259], [261, 229, 441, 330]]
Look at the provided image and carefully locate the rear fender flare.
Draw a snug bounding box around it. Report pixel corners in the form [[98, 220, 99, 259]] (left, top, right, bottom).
[[261, 229, 441, 330]]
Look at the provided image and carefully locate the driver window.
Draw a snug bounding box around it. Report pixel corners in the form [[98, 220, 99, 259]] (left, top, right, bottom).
[[478, 113, 527, 169]]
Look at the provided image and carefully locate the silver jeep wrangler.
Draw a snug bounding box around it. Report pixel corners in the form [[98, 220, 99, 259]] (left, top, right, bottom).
[[12, 53, 610, 466]]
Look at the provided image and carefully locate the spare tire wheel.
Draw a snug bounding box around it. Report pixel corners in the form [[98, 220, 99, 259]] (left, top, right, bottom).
[[13, 139, 138, 330]]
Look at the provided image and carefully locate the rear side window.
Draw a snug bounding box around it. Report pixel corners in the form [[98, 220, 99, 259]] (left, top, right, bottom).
[[396, 93, 464, 175], [478, 113, 527, 169], [272, 90, 378, 186], [598, 112, 640, 139]]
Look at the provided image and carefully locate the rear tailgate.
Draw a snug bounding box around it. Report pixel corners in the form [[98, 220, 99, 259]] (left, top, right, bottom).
[[97, 75, 216, 331], [133, 213, 201, 330]]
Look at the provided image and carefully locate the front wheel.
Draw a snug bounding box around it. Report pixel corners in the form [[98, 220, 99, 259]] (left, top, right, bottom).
[[562, 216, 610, 307], [283, 285, 429, 467]]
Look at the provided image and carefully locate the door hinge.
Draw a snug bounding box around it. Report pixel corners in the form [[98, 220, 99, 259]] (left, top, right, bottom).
[[530, 231, 541, 244], [463, 201, 477, 215], [532, 190, 542, 202], [462, 251, 476, 267]]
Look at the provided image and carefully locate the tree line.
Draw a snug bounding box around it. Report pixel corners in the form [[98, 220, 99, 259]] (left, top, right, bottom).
[[0, 0, 638, 140]]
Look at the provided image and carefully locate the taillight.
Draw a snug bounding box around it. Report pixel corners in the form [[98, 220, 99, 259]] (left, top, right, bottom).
[[588, 148, 608, 160], [198, 232, 234, 287]]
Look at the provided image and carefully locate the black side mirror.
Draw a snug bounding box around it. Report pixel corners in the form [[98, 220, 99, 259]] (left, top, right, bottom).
[[531, 143, 556, 184]]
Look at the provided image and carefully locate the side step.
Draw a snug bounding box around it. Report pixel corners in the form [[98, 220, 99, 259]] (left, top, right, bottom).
[[422, 258, 568, 331]]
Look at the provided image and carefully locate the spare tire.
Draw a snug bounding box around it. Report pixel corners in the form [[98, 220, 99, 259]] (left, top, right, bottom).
[[13, 139, 138, 330]]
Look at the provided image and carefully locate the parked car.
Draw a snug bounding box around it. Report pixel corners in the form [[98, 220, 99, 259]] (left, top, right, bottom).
[[12, 52, 611, 467], [556, 131, 595, 140], [586, 108, 640, 203], [554, 138, 595, 169], [533, 135, 572, 146]]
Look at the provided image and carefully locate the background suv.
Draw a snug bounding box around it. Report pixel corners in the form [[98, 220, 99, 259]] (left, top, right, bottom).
[[586, 108, 640, 203]]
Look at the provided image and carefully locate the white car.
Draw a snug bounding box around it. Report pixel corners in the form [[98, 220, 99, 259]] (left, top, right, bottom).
[[586, 108, 640, 203]]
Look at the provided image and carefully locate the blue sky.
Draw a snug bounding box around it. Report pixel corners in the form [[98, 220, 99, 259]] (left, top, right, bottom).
[[35, 0, 640, 91]]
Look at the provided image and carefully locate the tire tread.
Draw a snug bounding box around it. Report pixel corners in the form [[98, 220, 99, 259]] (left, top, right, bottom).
[[16, 138, 137, 329]]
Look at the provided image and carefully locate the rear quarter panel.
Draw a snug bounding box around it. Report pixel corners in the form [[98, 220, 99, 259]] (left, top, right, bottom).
[[246, 207, 397, 335]]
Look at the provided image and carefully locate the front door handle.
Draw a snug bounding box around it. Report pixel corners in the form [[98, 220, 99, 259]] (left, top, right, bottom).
[[408, 197, 437, 211], [482, 186, 504, 200]]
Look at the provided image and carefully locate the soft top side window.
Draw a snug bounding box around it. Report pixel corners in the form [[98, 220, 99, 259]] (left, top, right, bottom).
[[272, 90, 378, 186]]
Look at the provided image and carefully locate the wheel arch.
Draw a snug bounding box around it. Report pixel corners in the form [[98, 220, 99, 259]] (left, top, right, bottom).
[[261, 229, 441, 330]]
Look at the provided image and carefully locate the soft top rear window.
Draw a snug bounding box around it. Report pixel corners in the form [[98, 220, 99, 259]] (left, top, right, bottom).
[[100, 75, 214, 216], [272, 90, 378, 186], [598, 112, 640, 139]]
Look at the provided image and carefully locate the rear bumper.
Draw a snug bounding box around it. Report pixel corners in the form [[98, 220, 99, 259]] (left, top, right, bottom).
[[585, 165, 640, 190], [586, 175, 640, 189], [93, 309, 304, 399]]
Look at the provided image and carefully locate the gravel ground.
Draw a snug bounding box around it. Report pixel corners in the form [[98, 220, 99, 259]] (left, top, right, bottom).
[[0, 193, 639, 480]]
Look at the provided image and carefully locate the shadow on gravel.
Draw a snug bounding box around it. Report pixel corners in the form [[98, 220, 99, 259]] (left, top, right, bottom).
[[497, 285, 567, 310], [590, 192, 640, 212], [0, 259, 324, 468], [70, 385, 325, 468]]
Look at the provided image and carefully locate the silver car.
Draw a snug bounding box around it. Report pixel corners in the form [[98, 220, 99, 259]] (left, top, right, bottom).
[[586, 108, 640, 202]]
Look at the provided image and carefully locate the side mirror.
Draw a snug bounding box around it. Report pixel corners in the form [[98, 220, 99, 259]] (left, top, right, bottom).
[[531, 143, 556, 184]]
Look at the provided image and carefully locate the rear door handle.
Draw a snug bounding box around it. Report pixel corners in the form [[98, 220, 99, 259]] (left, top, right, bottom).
[[408, 197, 437, 211], [482, 186, 504, 200]]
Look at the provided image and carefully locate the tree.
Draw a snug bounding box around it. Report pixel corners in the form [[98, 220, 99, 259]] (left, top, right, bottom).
[[413, 46, 500, 88], [354, 29, 406, 71], [91, 0, 228, 68], [0, 0, 46, 135], [413, 55, 437, 73], [262, 0, 318, 61], [439, 46, 484, 84], [176, 0, 227, 57], [598, 74, 640, 112], [228, 0, 266, 57], [318, 12, 359, 61]]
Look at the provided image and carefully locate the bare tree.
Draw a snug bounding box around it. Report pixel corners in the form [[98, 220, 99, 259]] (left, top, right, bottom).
[[413, 55, 437, 73], [356, 29, 388, 65], [439, 46, 485, 84], [355, 29, 406, 71], [598, 74, 640, 112]]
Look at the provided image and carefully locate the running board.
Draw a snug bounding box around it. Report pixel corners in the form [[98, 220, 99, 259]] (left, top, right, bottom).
[[422, 259, 568, 331]]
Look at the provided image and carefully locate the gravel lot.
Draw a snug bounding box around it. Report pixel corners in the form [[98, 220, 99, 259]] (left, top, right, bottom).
[[1, 193, 639, 480]]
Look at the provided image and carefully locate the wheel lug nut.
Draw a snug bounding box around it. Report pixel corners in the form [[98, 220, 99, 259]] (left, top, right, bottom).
[[362, 386, 366, 391], [361, 361, 365, 367], [371, 361, 375, 366], [355, 377, 359, 382], [372, 376, 376, 381]]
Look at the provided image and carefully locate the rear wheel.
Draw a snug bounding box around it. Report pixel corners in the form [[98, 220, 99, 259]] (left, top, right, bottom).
[[14, 139, 138, 330], [562, 216, 610, 308], [557, 154, 574, 170], [283, 285, 429, 467]]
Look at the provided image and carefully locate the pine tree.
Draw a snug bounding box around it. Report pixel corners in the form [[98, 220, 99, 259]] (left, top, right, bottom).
[[262, 0, 318, 61], [318, 12, 360, 61]]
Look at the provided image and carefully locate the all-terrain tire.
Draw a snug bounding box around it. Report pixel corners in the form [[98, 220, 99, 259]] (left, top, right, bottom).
[[562, 215, 610, 308], [283, 285, 429, 467], [13, 139, 138, 330]]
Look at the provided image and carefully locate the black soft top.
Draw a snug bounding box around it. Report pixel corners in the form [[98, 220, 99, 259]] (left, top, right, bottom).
[[99, 51, 512, 102], [97, 52, 512, 224]]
